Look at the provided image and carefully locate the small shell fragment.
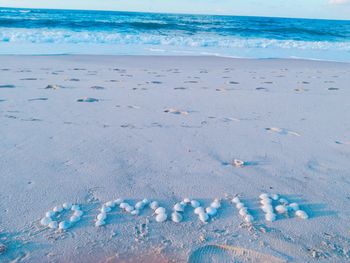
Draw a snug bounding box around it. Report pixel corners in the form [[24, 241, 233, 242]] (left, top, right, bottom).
[[101, 206, 112, 213], [265, 213, 276, 222], [48, 221, 58, 229], [233, 159, 245, 167], [40, 217, 53, 226], [70, 215, 81, 223], [173, 203, 184, 212], [191, 200, 200, 208], [150, 201, 159, 210], [53, 206, 63, 213], [210, 201, 221, 209], [275, 205, 287, 214], [259, 193, 269, 200], [135, 201, 145, 210], [183, 198, 191, 204], [95, 220, 106, 227], [194, 207, 205, 215], [199, 212, 209, 222], [97, 212, 107, 221], [71, 205, 80, 211], [295, 210, 309, 219], [206, 207, 217, 216], [46, 211, 55, 218], [288, 203, 299, 211], [232, 197, 240, 204], [155, 213, 167, 222], [236, 202, 245, 209], [155, 207, 166, 215], [63, 202, 72, 210], [58, 221, 70, 230], [171, 212, 183, 223], [244, 214, 254, 223]]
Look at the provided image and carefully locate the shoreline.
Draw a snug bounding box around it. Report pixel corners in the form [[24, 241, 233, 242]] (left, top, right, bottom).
[[1, 54, 350, 64]]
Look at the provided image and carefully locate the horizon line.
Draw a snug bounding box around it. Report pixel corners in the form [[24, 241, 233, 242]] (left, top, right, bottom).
[[0, 6, 349, 22]]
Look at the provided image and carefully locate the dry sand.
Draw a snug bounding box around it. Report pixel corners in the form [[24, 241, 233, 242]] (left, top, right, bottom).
[[0, 55, 349, 262]]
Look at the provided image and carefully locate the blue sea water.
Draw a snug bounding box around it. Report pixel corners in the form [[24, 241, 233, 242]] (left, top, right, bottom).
[[0, 7, 350, 62]]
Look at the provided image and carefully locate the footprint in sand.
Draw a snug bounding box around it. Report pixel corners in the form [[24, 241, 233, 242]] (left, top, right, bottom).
[[77, 97, 99, 102], [90, 86, 105, 90], [335, 140, 350, 145], [20, 78, 38, 81], [28, 98, 48, 101], [164, 108, 189, 115], [45, 84, 62, 90], [0, 84, 15, 89], [188, 245, 285, 263], [265, 127, 301, 137]]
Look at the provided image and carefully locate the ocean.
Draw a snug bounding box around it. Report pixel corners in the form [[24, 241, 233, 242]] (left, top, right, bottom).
[[0, 7, 350, 62]]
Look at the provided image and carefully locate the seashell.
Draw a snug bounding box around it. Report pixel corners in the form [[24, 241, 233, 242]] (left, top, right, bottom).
[[260, 198, 272, 205], [279, 198, 289, 205], [150, 201, 159, 210], [259, 193, 269, 200], [71, 205, 80, 211], [244, 214, 254, 223], [70, 215, 81, 223], [74, 210, 83, 217], [183, 198, 191, 204], [265, 213, 276, 222], [288, 203, 299, 211], [101, 206, 112, 213], [63, 202, 72, 210], [239, 207, 248, 216], [46, 211, 55, 218], [261, 204, 273, 213], [173, 203, 185, 212], [206, 207, 217, 216], [155, 207, 166, 215], [271, 194, 279, 200], [58, 221, 70, 230], [53, 206, 63, 213], [232, 197, 240, 204], [194, 207, 205, 215], [105, 201, 115, 208], [119, 202, 129, 209], [95, 220, 106, 227], [135, 201, 145, 210], [233, 159, 244, 167], [40, 217, 53, 226], [236, 202, 245, 209], [125, 205, 134, 213], [171, 212, 183, 223], [295, 210, 308, 219], [131, 209, 139, 216], [97, 212, 107, 221], [48, 221, 58, 229], [142, 198, 150, 205], [199, 212, 209, 223], [275, 205, 287, 214], [210, 201, 221, 209], [114, 198, 124, 205], [155, 213, 167, 222], [191, 200, 200, 208]]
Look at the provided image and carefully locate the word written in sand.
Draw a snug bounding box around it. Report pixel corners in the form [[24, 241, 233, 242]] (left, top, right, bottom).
[[39, 193, 308, 232]]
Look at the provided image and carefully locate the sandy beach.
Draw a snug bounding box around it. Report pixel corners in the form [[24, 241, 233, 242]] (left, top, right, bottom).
[[0, 55, 350, 262]]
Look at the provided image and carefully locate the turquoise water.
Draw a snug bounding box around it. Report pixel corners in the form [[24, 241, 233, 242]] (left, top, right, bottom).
[[0, 7, 350, 61]]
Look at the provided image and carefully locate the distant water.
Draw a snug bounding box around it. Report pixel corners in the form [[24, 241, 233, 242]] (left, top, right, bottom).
[[1, 8, 350, 62]]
